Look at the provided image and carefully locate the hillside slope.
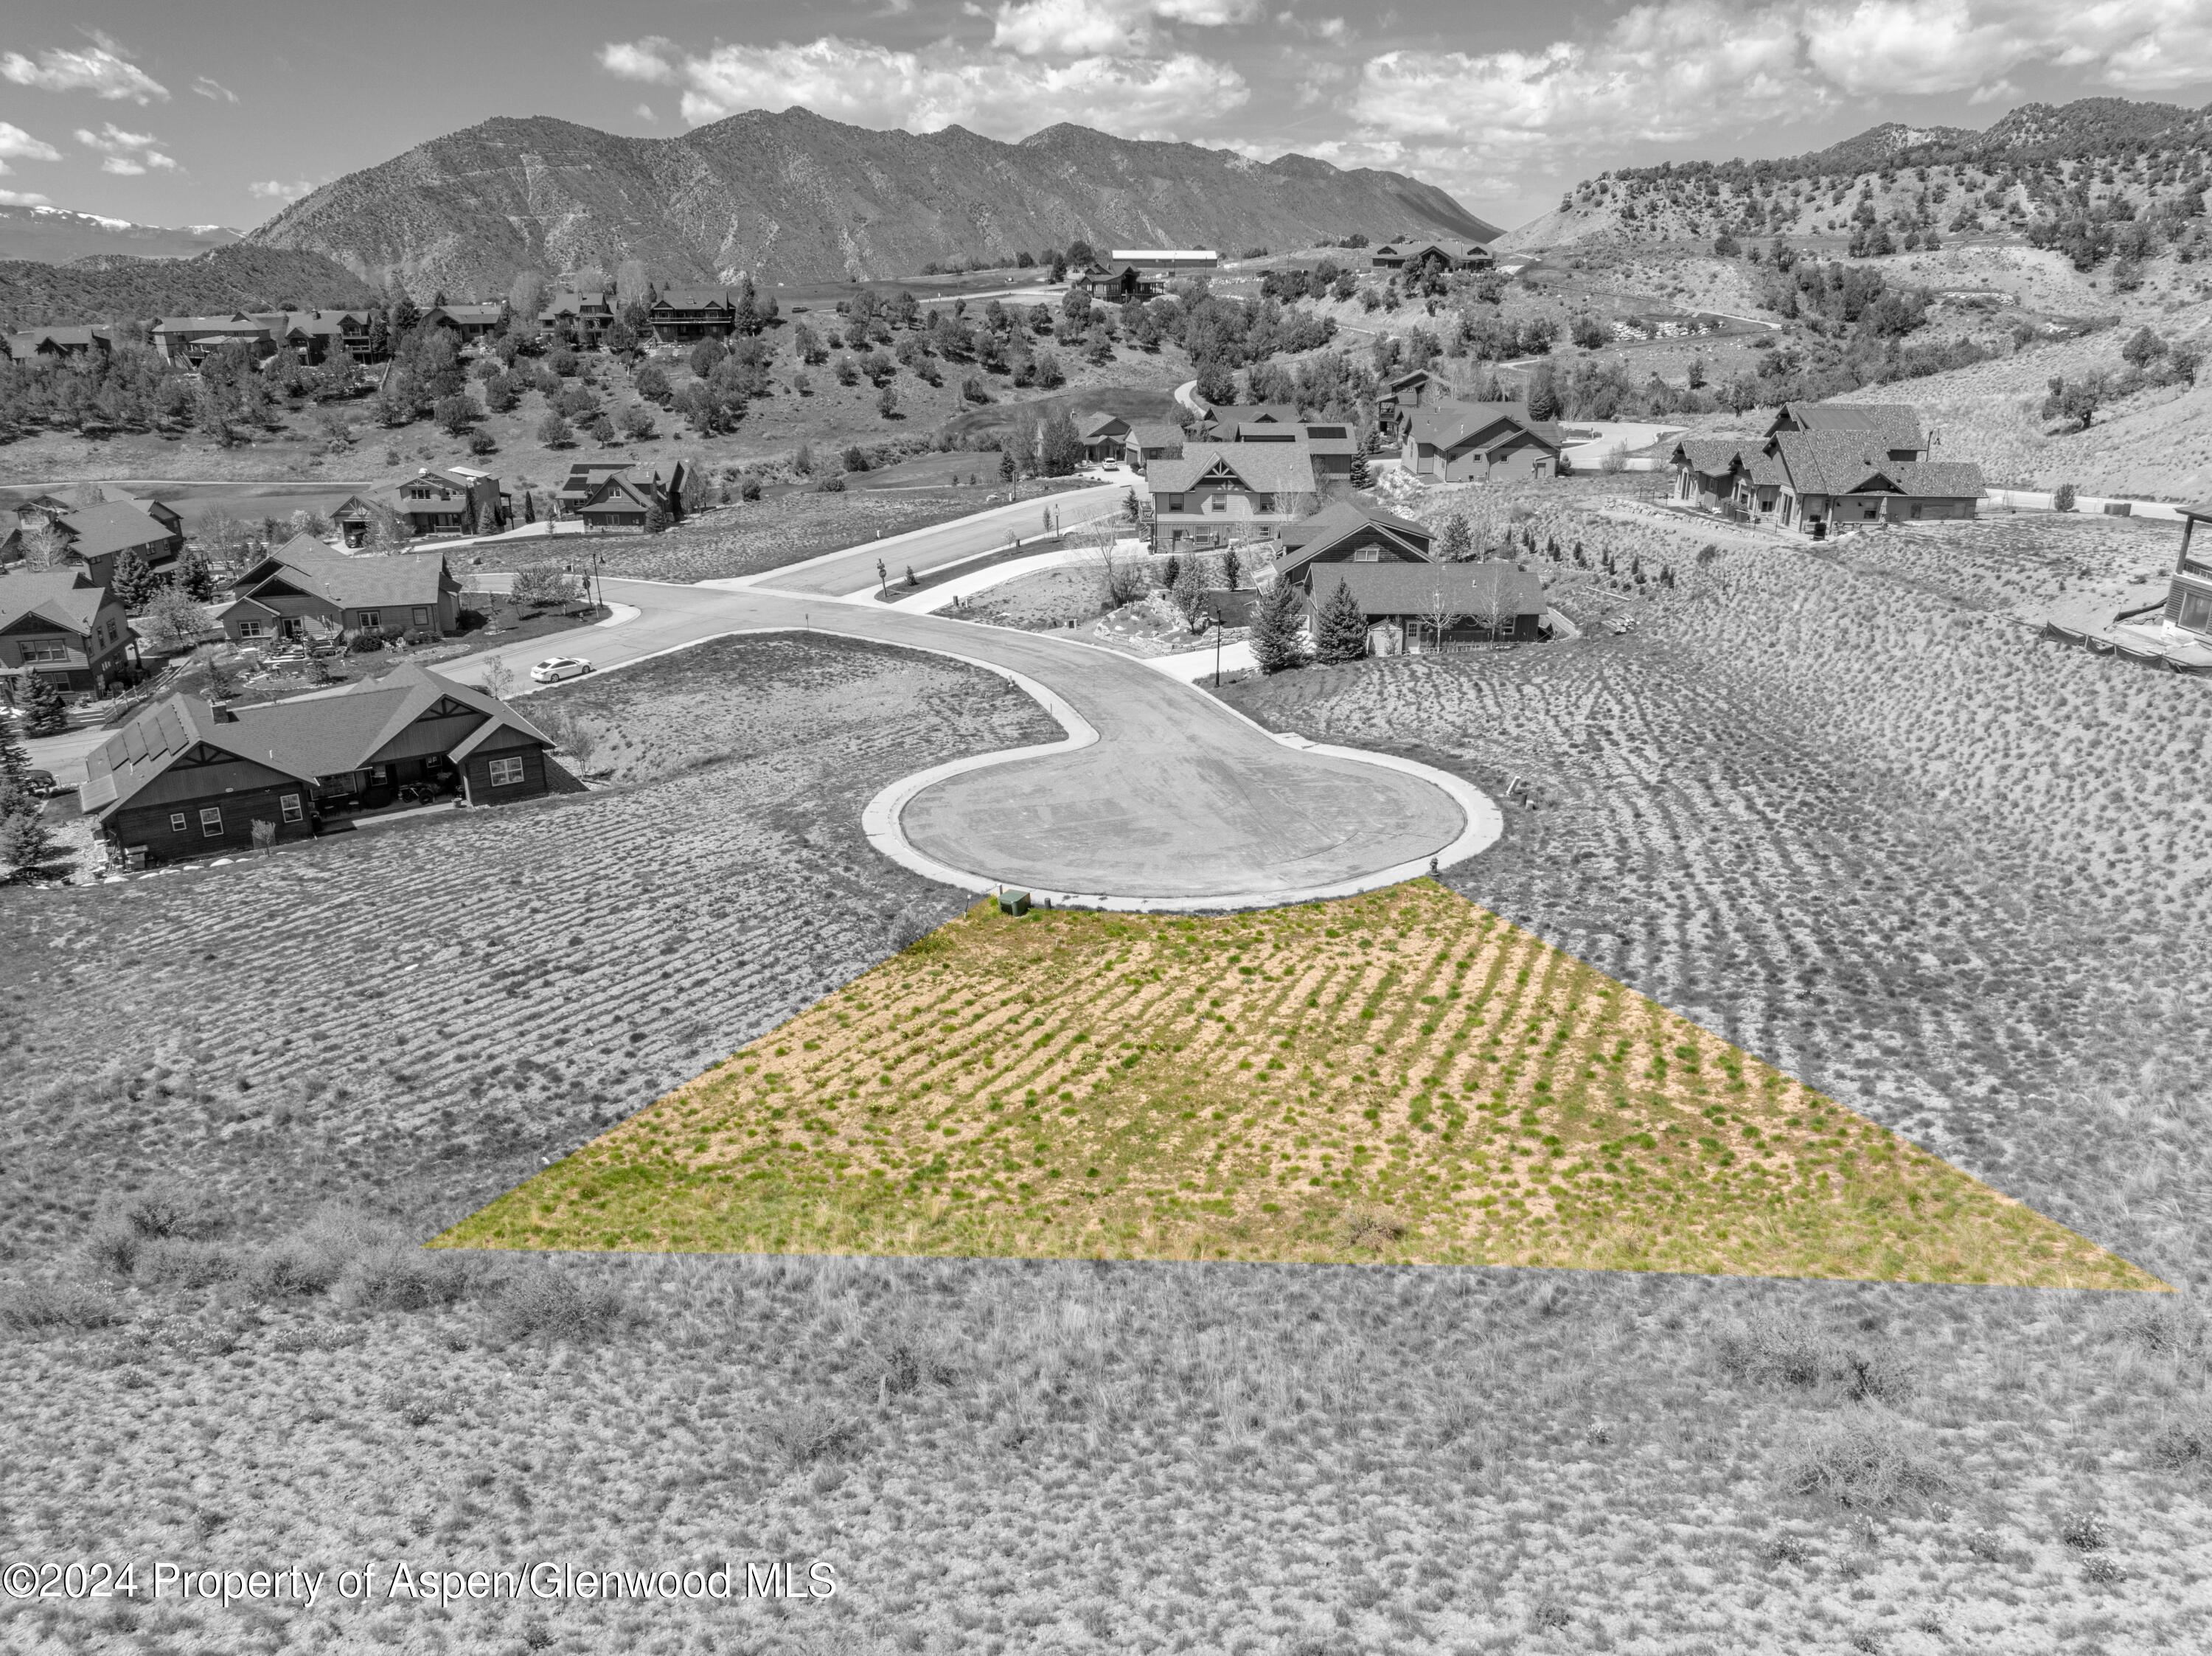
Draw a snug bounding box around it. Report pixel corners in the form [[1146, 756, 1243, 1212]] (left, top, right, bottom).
[[249, 111, 1495, 295], [1511, 96, 2212, 251], [0, 245, 381, 330]]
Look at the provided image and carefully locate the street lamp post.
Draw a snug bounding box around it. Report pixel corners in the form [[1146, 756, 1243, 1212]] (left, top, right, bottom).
[[1212, 599, 1223, 688]]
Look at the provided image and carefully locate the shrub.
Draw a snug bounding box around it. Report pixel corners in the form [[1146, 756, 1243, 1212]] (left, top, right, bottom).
[[2053, 481, 2077, 512], [135, 1239, 245, 1290], [818, 474, 846, 493], [2059, 1509, 2110, 1551], [771, 1401, 864, 1464], [1782, 1408, 1951, 1510], [0, 1279, 118, 1332], [335, 1243, 473, 1314], [484, 1269, 627, 1346]]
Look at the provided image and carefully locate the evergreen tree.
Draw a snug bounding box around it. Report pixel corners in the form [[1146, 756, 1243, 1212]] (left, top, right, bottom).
[[1251, 579, 1307, 674], [1313, 575, 1369, 664], [1439, 514, 1474, 561], [110, 546, 156, 613], [1347, 450, 1371, 491], [24, 676, 67, 737]]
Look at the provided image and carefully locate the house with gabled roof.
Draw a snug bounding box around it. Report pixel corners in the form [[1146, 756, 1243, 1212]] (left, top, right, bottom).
[[223, 536, 460, 647], [395, 467, 505, 538], [6, 325, 111, 363], [1371, 237, 1492, 274], [79, 663, 567, 866], [0, 569, 134, 698], [1232, 417, 1361, 484], [577, 463, 685, 532], [1668, 403, 1981, 534], [151, 313, 278, 369], [1381, 368, 1450, 413], [1077, 412, 1133, 463], [1199, 403, 1298, 439], [1764, 401, 1928, 458], [1119, 420, 1185, 470], [1402, 403, 1562, 482], [554, 459, 637, 515], [1311, 558, 1545, 655], [1144, 442, 1318, 553], [3, 495, 181, 588], [539, 285, 616, 348], [1273, 498, 1436, 592], [646, 287, 737, 342], [420, 302, 506, 346]]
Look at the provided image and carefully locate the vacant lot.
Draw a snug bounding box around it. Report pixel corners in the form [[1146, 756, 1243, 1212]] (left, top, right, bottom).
[[0, 634, 1058, 1262], [571, 488, 993, 583], [451, 884, 2145, 1289]]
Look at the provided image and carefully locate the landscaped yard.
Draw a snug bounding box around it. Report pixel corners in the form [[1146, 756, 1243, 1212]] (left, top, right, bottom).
[[445, 883, 2148, 1287]]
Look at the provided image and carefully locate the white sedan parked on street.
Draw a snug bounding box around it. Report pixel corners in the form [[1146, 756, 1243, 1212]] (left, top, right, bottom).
[[529, 656, 594, 683]]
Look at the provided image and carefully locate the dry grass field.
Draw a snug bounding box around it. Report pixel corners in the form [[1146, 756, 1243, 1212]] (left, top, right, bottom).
[[448, 885, 2146, 1290], [575, 488, 993, 584]]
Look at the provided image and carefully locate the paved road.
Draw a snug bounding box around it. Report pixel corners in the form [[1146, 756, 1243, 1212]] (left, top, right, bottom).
[[448, 576, 1495, 909], [733, 484, 1135, 599]]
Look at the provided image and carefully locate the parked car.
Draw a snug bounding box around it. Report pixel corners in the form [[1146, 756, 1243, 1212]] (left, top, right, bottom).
[[24, 769, 58, 797], [529, 656, 594, 683]]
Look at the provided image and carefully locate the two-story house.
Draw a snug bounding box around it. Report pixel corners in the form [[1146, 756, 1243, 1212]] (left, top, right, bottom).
[[394, 467, 506, 538], [80, 663, 566, 866], [645, 288, 737, 341], [539, 285, 616, 349], [1144, 442, 1318, 554], [223, 536, 461, 647], [1666, 403, 1982, 535], [576, 462, 686, 532], [4, 493, 182, 588], [1401, 403, 1563, 482], [1272, 499, 1436, 592], [0, 569, 133, 698], [420, 303, 507, 347]]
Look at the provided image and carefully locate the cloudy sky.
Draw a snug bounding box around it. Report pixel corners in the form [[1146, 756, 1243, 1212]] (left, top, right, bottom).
[[2, 2, 2208, 234]]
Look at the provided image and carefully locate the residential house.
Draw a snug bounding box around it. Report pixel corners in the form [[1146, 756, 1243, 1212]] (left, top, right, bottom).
[[1077, 412, 1133, 464], [151, 313, 276, 369], [1311, 558, 1545, 655], [538, 286, 616, 348], [1273, 498, 1436, 592], [0, 569, 134, 698], [554, 460, 637, 515], [577, 462, 685, 532], [5, 326, 111, 363], [645, 288, 737, 342], [2161, 504, 2212, 637], [1198, 403, 1298, 439], [1401, 403, 1563, 482], [2, 495, 181, 588], [223, 536, 460, 647], [394, 467, 505, 538], [1380, 368, 1450, 413], [265, 309, 375, 364], [1370, 237, 1492, 274], [79, 664, 567, 866], [1230, 418, 1361, 485], [1074, 262, 1166, 303], [1119, 420, 1185, 470], [419, 302, 506, 347], [1144, 442, 1318, 553], [1666, 405, 1980, 534], [1764, 400, 1930, 458], [330, 495, 385, 550]]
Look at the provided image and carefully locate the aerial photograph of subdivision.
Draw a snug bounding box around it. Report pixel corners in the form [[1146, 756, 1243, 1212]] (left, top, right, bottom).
[[4, 1, 2212, 1651]]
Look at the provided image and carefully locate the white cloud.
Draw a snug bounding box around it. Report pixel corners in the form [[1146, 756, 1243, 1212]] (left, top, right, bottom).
[[980, 0, 1263, 57], [0, 42, 167, 103], [635, 102, 658, 123], [192, 75, 238, 103], [0, 122, 63, 169], [76, 122, 178, 175], [248, 178, 314, 201], [599, 34, 1248, 139], [0, 188, 53, 206]]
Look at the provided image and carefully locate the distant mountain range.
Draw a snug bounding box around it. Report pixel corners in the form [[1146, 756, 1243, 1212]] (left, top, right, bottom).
[[0, 244, 380, 331], [0, 204, 242, 265], [1512, 96, 2212, 249], [247, 110, 1498, 296]]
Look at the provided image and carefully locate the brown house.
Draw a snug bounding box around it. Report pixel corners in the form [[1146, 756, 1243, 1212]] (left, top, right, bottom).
[[5, 326, 112, 363], [1145, 442, 1318, 553], [223, 537, 461, 647], [1120, 420, 1185, 469], [1313, 558, 1545, 655], [80, 664, 566, 866], [1668, 403, 1980, 535], [1273, 499, 1436, 591], [1402, 403, 1562, 482], [1370, 237, 1492, 274], [1231, 418, 1360, 484], [646, 288, 737, 342], [1077, 413, 1133, 463], [395, 467, 505, 538], [2, 494, 181, 588], [577, 462, 686, 532], [0, 569, 134, 698]]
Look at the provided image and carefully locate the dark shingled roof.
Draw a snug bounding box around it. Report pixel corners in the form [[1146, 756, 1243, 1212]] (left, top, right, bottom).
[[1278, 498, 1433, 555], [0, 569, 111, 636], [1770, 431, 1982, 498], [80, 664, 549, 819], [1146, 442, 1317, 497], [1669, 437, 1750, 474], [1312, 558, 1545, 620], [235, 536, 452, 610], [1404, 403, 1562, 453], [58, 501, 175, 561]]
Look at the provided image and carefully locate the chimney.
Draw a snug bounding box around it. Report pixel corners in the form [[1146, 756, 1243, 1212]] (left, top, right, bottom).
[[212, 704, 237, 723]]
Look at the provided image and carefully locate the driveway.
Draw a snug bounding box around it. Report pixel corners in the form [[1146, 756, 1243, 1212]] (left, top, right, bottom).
[[448, 574, 1499, 911]]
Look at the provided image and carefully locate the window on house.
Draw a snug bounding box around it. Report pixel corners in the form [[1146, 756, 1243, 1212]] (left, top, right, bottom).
[[280, 794, 303, 824], [170, 813, 187, 833], [2180, 590, 2212, 633], [1352, 549, 1382, 563], [487, 756, 527, 787], [411, 608, 430, 627], [21, 640, 67, 663], [357, 610, 380, 630], [237, 619, 271, 639], [198, 807, 223, 838]]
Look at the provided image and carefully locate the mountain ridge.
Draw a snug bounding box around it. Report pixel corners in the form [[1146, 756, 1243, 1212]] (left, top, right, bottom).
[[247, 109, 1496, 296], [0, 205, 242, 265]]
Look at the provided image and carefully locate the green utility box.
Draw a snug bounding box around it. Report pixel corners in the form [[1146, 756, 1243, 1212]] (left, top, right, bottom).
[[999, 890, 1031, 916]]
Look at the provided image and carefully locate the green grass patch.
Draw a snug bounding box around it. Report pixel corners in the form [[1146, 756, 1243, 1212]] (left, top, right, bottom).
[[440, 883, 2160, 1287]]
